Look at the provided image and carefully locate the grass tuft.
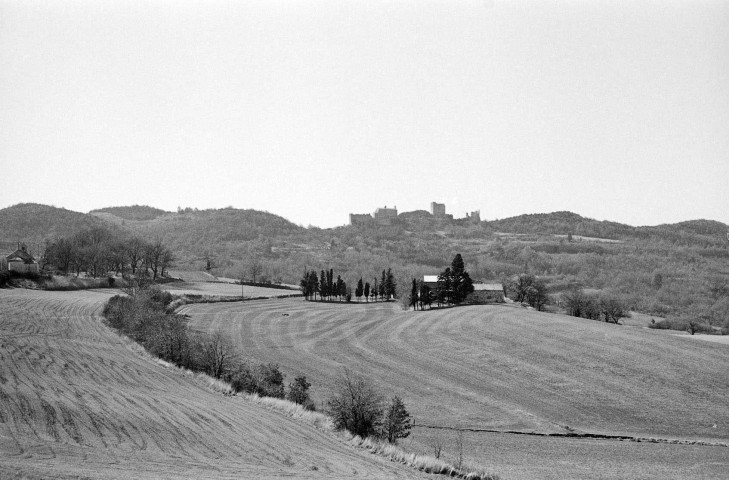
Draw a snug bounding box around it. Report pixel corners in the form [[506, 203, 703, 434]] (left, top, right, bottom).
[[346, 435, 499, 480]]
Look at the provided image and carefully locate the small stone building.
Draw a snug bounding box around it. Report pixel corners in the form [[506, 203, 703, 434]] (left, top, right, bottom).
[[1, 244, 39, 274], [467, 283, 504, 304]]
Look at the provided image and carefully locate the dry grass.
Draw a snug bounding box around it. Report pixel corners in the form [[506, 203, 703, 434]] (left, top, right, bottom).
[[346, 435, 499, 480]]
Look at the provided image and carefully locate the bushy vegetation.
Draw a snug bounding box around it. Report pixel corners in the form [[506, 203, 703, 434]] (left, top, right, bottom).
[[327, 369, 411, 444], [102, 286, 314, 406], [560, 287, 630, 324], [42, 275, 128, 291], [0, 270, 41, 288], [648, 317, 717, 335]]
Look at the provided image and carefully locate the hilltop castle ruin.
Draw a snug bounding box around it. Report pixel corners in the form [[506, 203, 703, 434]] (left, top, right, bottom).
[[349, 203, 480, 226]]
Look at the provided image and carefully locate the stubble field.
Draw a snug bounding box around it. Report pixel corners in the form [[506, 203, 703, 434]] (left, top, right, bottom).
[[183, 297, 729, 479], [0, 289, 428, 479]]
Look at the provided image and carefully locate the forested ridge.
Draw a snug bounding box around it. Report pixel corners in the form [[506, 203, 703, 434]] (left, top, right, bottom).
[[2, 203, 727, 327]]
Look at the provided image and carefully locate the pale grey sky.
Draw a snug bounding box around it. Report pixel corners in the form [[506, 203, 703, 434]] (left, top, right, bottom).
[[1, 0, 727, 228]]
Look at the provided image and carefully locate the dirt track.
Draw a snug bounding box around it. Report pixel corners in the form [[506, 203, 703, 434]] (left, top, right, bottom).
[[0, 289, 427, 479], [183, 297, 729, 479]]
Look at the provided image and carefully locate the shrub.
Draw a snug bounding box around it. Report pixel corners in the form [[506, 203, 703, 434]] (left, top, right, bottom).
[[193, 331, 237, 379], [228, 362, 285, 398], [327, 369, 384, 438], [382, 396, 411, 444], [287, 376, 314, 410]]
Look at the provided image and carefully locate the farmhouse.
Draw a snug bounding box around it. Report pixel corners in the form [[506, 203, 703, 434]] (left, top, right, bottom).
[[423, 275, 439, 289], [422, 275, 504, 304], [467, 283, 505, 304], [1, 243, 39, 274]]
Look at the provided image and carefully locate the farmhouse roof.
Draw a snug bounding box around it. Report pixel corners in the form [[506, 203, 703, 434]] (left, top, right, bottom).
[[5, 248, 36, 263], [473, 283, 503, 291], [423, 275, 439, 283]]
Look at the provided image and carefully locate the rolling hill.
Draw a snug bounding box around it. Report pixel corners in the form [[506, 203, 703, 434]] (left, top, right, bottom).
[[182, 298, 729, 479], [0, 203, 112, 243], [2, 203, 727, 326], [0, 289, 430, 479]]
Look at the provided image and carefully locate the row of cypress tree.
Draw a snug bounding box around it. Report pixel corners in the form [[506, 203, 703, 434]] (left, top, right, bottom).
[[300, 268, 397, 302]]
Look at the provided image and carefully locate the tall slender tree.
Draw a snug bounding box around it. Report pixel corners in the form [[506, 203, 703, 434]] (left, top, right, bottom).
[[385, 268, 396, 300], [410, 278, 418, 310], [320, 269, 328, 301], [364, 281, 370, 303], [356, 278, 364, 302]]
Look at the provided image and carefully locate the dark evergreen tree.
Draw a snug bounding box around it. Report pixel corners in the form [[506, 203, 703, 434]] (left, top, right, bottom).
[[437, 268, 453, 305], [320, 269, 328, 301], [287, 375, 313, 409], [385, 268, 396, 299], [355, 277, 364, 302], [336, 275, 345, 301], [379, 270, 387, 300], [364, 282, 370, 302], [328, 269, 334, 300], [410, 278, 418, 310], [419, 283, 432, 310], [382, 396, 411, 444]]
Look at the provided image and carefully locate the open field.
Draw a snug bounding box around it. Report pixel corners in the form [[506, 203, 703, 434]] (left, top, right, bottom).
[[0, 289, 428, 479], [162, 281, 299, 298], [183, 298, 729, 479]]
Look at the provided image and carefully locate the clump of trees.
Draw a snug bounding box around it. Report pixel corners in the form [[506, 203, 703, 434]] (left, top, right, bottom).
[[102, 284, 315, 409], [509, 274, 549, 311], [301, 268, 397, 302], [327, 369, 411, 444], [44, 227, 174, 280], [560, 287, 630, 324], [408, 254, 473, 310]]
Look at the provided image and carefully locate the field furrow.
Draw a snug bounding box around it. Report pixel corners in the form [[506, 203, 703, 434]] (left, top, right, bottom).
[[185, 297, 729, 479], [0, 289, 428, 479]]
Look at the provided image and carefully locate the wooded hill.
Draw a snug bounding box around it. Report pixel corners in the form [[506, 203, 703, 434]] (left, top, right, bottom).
[[2, 203, 727, 327]]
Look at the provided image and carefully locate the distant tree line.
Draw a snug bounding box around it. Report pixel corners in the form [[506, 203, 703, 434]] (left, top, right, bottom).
[[507, 274, 549, 311], [44, 227, 174, 280], [560, 287, 629, 324], [301, 268, 397, 302]]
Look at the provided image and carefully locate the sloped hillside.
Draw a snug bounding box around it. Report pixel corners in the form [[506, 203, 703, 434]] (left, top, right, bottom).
[[0, 290, 427, 479], [122, 207, 304, 244], [485, 211, 638, 240], [0, 203, 111, 242], [184, 298, 729, 479], [90, 205, 169, 221]]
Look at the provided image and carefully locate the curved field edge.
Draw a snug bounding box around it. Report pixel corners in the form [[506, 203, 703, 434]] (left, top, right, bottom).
[[0, 289, 445, 479]]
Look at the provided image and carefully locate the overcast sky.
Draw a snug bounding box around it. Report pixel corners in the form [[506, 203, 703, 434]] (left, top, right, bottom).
[[1, 0, 727, 228]]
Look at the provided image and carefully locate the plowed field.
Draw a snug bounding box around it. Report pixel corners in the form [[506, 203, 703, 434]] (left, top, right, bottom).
[[183, 298, 729, 479], [0, 289, 426, 479]]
